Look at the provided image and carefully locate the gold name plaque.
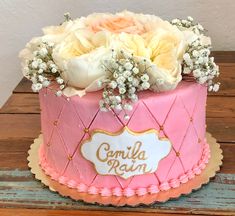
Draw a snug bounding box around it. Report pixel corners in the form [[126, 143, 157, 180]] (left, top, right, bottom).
[[81, 127, 171, 179]]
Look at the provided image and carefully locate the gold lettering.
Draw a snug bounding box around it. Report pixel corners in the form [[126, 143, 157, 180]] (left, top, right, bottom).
[[107, 159, 124, 176], [95, 140, 152, 177], [132, 141, 148, 160], [96, 142, 110, 162]]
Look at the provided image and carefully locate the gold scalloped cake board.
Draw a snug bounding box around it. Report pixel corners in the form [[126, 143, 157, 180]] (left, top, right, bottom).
[[27, 132, 223, 206]]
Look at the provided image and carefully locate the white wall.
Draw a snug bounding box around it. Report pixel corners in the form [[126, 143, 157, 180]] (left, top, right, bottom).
[[0, 0, 235, 107]]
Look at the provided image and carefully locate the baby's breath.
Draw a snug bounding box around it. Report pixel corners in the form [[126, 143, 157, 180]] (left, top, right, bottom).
[[172, 17, 220, 92], [25, 42, 66, 95], [171, 16, 204, 34], [99, 50, 151, 117]]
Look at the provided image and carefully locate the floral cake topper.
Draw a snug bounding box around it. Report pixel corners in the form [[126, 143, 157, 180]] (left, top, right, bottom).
[[19, 11, 219, 117]]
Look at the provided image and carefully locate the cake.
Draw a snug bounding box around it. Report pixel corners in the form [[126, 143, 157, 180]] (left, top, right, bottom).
[[20, 11, 220, 200]]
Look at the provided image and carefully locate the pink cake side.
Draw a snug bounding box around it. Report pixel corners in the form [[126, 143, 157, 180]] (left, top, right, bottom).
[[38, 81, 210, 197]]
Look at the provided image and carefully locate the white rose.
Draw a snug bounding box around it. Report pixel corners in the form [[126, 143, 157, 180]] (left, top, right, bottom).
[[19, 19, 87, 77], [52, 30, 110, 69], [144, 28, 185, 92], [147, 60, 182, 92], [42, 19, 85, 43], [54, 47, 111, 92]]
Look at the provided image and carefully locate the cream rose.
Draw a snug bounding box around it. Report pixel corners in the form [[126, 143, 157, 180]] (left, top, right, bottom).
[[145, 26, 186, 91], [52, 30, 111, 91], [19, 19, 85, 77], [42, 19, 85, 42]]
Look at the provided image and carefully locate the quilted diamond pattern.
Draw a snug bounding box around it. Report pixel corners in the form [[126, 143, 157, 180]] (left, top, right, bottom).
[[155, 148, 179, 182], [113, 102, 139, 126], [40, 82, 207, 191], [142, 91, 176, 126], [90, 109, 123, 132], [57, 100, 86, 154], [116, 176, 134, 189], [73, 93, 101, 128], [163, 96, 191, 151], [42, 89, 65, 123], [179, 124, 203, 171], [62, 136, 99, 186], [45, 128, 69, 175], [192, 86, 207, 140], [66, 145, 98, 185], [128, 173, 159, 189], [91, 175, 122, 188], [165, 157, 185, 180], [128, 101, 160, 131]]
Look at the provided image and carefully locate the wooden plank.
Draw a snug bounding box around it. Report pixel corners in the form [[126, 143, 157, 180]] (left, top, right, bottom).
[[0, 140, 32, 152], [0, 170, 234, 215], [0, 114, 40, 141], [13, 77, 34, 94], [209, 63, 235, 96], [207, 118, 235, 143], [0, 152, 28, 169], [0, 114, 234, 143], [207, 96, 235, 118], [211, 51, 235, 63], [220, 144, 235, 174], [0, 93, 40, 114], [0, 209, 189, 216]]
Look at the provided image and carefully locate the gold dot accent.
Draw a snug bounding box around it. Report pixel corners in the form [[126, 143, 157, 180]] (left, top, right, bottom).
[[84, 128, 89, 133], [53, 120, 58, 126], [176, 152, 180, 157], [190, 117, 193, 122], [159, 126, 164, 131], [67, 155, 73, 161]]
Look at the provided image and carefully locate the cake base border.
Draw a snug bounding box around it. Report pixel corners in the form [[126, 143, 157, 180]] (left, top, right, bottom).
[[27, 132, 223, 206]]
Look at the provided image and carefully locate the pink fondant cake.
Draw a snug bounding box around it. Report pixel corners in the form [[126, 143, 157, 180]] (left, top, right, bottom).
[[19, 11, 219, 201], [38, 81, 210, 197]]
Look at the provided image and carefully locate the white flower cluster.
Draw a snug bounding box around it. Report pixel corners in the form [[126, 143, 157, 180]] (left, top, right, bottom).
[[182, 42, 220, 91], [172, 17, 220, 92], [24, 42, 65, 95], [171, 16, 204, 35], [99, 50, 151, 119]]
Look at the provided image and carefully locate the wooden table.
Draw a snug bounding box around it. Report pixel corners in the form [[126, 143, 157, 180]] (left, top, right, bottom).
[[0, 52, 235, 216]]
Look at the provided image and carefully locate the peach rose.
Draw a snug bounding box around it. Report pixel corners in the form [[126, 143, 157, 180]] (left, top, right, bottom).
[[86, 12, 146, 34]]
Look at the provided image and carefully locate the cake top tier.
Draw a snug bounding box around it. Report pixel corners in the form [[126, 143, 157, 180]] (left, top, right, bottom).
[[19, 11, 219, 113]]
